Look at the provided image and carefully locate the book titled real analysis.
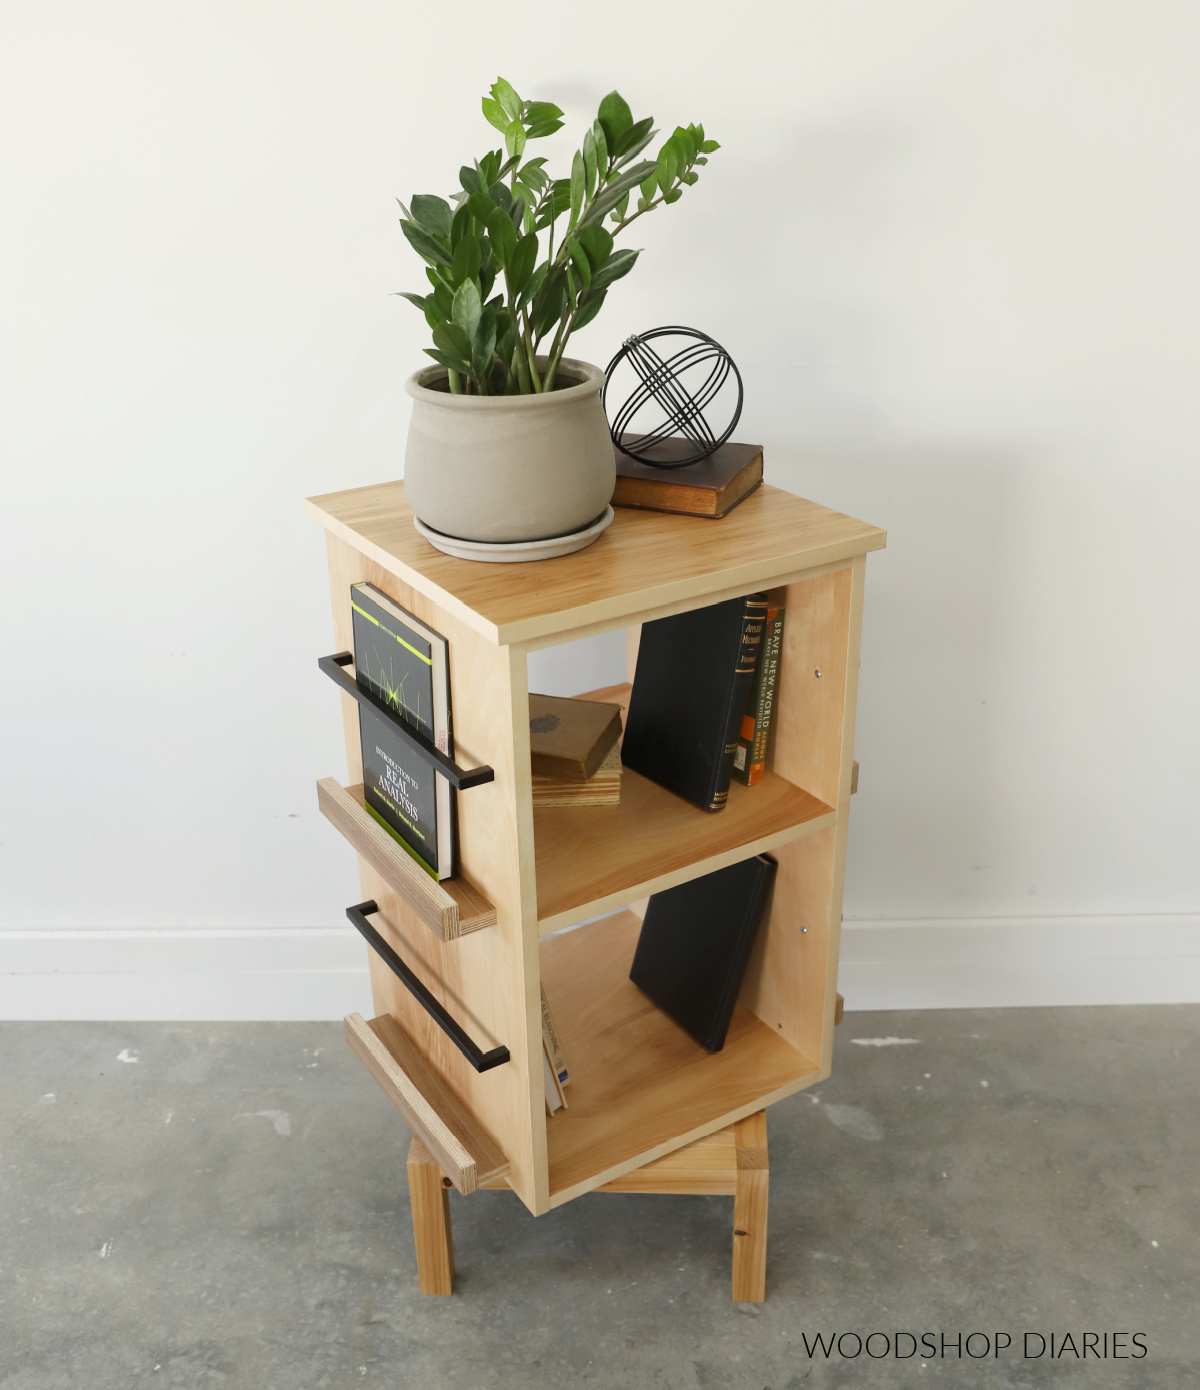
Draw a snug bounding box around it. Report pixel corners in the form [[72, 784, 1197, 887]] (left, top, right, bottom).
[[350, 582, 456, 880]]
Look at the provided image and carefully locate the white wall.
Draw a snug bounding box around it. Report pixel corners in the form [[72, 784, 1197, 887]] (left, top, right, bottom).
[[2, 1, 1197, 1016]]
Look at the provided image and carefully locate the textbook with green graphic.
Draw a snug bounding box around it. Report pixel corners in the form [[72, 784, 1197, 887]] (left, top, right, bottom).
[[350, 582, 456, 880]]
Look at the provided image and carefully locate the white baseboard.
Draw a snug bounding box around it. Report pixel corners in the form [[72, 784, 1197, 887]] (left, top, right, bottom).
[[838, 914, 1200, 1010], [1, 915, 1197, 1020], [0, 930, 373, 1021]]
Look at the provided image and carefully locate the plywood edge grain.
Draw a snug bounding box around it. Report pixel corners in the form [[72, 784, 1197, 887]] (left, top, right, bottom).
[[345, 1012, 509, 1194], [317, 779, 497, 939]]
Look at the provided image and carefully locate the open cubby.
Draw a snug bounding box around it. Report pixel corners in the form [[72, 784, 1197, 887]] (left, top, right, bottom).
[[308, 478, 884, 1221]]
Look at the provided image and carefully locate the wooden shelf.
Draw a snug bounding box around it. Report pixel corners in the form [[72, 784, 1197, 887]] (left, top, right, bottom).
[[534, 766, 833, 934], [540, 911, 819, 1207], [317, 778, 496, 941], [345, 1012, 509, 1194]]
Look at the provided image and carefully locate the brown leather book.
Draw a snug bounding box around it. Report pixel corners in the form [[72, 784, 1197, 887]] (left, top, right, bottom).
[[529, 693, 623, 781], [611, 437, 764, 518]]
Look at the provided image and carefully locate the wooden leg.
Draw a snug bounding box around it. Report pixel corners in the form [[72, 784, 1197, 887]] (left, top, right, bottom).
[[407, 1135, 455, 1295], [732, 1111, 768, 1302]]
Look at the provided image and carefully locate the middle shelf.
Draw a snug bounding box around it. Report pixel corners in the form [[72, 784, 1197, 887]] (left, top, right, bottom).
[[534, 767, 833, 933]]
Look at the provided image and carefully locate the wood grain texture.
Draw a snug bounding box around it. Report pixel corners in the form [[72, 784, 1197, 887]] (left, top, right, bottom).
[[738, 560, 866, 1074], [596, 1126, 738, 1195], [732, 1111, 769, 1302], [407, 1136, 455, 1294], [344, 1012, 509, 1193], [540, 912, 818, 1207], [316, 779, 496, 939], [324, 535, 547, 1214], [534, 712, 833, 931], [307, 481, 885, 647]]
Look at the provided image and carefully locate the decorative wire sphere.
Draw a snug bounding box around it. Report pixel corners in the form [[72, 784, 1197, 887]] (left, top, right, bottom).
[[602, 326, 743, 469]]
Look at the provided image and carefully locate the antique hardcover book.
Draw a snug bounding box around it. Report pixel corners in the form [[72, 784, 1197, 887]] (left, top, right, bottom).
[[350, 582, 455, 879], [732, 588, 787, 785], [621, 593, 769, 811], [629, 855, 778, 1053], [529, 692, 623, 781], [540, 983, 570, 1088], [611, 437, 764, 518]]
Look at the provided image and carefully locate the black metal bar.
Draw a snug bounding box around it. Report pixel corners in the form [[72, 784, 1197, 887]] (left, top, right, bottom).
[[346, 901, 510, 1073], [319, 652, 494, 790]]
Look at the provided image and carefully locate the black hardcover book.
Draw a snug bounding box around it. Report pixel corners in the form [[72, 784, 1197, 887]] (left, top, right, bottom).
[[350, 583, 455, 879], [629, 855, 778, 1053], [621, 592, 769, 811]]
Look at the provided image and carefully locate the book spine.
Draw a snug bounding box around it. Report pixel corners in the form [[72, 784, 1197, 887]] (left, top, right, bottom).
[[733, 605, 785, 785], [540, 984, 570, 1085], [707, 593, 769, 810]]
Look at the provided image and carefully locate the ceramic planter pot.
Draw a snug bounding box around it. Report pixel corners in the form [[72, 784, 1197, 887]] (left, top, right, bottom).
[[403, 358, 615, 544]]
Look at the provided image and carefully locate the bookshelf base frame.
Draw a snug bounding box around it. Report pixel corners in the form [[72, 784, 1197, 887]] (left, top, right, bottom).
[[411, 1110, 769, 1302]]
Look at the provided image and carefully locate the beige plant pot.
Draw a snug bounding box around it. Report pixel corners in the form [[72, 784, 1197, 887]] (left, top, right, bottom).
[[403, 358, 615, 544]]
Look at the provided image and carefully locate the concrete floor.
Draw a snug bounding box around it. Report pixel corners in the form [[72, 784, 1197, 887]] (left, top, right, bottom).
[[1, 1007, 1196, 1389]]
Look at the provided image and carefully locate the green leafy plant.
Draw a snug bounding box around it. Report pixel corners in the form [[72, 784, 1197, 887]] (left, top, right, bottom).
[[396, 78, 718, 396]]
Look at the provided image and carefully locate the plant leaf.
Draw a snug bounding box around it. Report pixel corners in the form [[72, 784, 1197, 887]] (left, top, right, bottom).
[[506, 233, 538, 297], [433, 319, 472, 359], [597, 91, 633, 149], [491, 77, 523, 122], [410, 195, 452, 239], [657, 138, 679, 190], [451, 234, 482, 286], [395, 291, 428, 311], [472, 305, 497, 378], [518, 260, 549, 312], [451, 279, 482, 340], [504, 119, 527, 161], [523, 101, 564, 139], [589, 246, 638, 294], [488, 181, 513, 213], [401, 219, 452, 269], [567, 235, 591, 289], [486, 208, 517, 268], [432, 280, 454, 318], [569, 150, 585, 227], [571, 288, 607, 331], [700, 139, 720, 152], [481, 97, 509, 133], [582, 130, 598, 200], [592, 121, 609, 178], [467, 190, 495, 224], [612, 116, 654, 161], [576, 224, 612, 270], [425, 347, 470, 373], [609, 191, 630, 224]]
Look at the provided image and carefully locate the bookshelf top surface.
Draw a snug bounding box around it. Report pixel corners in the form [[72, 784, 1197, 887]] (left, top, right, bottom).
[[305, 479, 885, 646]]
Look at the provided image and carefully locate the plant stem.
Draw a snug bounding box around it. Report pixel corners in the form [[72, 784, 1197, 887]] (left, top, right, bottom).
[[523, 330, 542, 392], [447, 368, 463, 395]]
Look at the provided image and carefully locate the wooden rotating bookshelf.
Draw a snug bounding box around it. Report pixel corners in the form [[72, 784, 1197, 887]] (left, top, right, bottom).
[[306, 478, 885, 1300]]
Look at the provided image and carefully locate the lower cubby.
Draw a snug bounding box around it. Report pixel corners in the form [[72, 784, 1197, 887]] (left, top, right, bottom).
[[540, 909, 820, 1208]]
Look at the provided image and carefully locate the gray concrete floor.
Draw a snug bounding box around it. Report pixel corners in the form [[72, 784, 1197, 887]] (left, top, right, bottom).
[[1, 1007, 1196, 1389]]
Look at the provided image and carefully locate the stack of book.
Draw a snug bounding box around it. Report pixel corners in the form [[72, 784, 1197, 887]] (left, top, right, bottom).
[[541, 983, 571, 1114], [529, 692, 624, 807]]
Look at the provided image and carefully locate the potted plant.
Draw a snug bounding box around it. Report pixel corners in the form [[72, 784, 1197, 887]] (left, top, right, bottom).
[[397, 78, 718, 555]]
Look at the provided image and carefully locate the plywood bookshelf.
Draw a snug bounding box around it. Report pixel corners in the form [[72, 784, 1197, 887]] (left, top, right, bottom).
[[307, 478, 884, 1235]]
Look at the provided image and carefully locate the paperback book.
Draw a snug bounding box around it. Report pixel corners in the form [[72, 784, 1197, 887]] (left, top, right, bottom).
[[350, 582, 456, 880]]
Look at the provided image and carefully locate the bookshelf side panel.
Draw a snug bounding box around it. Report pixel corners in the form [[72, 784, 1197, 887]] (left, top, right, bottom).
[[322, 535, 546, 1214], [741, 558, 866, 1066]]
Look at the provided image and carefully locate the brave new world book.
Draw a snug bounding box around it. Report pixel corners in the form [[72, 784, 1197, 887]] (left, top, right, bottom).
[[350, 582, 456, 880]]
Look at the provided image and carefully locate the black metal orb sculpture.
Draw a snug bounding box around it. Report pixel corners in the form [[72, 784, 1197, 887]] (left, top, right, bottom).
[[603, 326, 743, 469]]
